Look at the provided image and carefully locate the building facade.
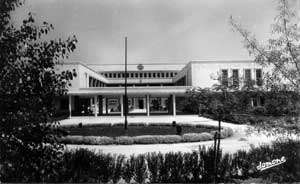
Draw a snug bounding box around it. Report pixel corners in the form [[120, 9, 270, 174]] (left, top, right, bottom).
[[55, 60, 264, 117]]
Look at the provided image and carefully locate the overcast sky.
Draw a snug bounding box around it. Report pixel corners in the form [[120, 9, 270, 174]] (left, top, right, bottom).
[[12, 0, 294, 65]]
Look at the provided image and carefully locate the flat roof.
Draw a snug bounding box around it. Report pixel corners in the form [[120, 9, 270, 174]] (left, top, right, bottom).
[[86, 63, 185, 72], [85, 60, 254, 72], [68, 86, 191, 95]]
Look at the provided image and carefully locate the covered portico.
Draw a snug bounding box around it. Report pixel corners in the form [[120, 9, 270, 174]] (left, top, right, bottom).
[[67, 86, 190, 118]]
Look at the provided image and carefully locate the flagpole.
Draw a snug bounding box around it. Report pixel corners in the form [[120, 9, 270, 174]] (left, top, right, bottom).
[[124, 37, 128, 130]]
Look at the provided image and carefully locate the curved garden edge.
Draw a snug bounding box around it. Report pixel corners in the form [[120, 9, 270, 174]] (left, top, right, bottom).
[[58, 126, 234, 145]]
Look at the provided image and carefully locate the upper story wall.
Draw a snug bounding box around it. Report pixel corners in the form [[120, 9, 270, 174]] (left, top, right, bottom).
[[89, 63, 183, 84], [173, 61, 264, 88], [190, 61, 263, 88], [55, 62, 108, 90]]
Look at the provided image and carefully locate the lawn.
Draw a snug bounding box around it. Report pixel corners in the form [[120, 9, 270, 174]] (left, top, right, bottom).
[[63, 124, 218, 137]]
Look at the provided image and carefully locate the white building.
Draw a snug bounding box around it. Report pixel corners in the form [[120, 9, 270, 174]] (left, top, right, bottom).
[[55, 60, 264, 117]]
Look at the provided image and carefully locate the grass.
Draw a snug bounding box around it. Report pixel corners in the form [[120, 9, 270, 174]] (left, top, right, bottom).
[[63, 124, 218, 137]]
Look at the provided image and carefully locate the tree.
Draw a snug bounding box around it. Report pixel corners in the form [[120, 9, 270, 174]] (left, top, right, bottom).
[[230, 0, 300, 92], [0, 0, 77, 182], [230, 0, 300, 135]]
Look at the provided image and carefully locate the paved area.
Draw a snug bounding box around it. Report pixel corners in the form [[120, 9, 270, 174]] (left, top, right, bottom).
[[61, 115, 281, 156], [59, 115, 239, 128]]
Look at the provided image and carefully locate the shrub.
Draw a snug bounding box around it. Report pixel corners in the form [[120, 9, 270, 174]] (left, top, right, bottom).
[[59, 126, 232, 145], [183, 151, 202, 182], [158, 135, 182, 144], [199, 146, 216, 182], [157, 153, 168, 182], [132, 135, 182, 144], [5, 139, 298, 183], [115, 136, 134, 145], [60, 149, 115, 182], [182, 132, 213, 142], [133, 155, 147, 183], [122, 156, 135, 183], [59, 135, 114, 145], [93, 153, 115, 183], [128, 122, 147, 126], [166, 152, 185, 183], [146, 153, 160, 183], [220, 128, 234, 138], [249, 106, 267, 115], [112, 155, 125, 183], [132, 135, 160, 144]]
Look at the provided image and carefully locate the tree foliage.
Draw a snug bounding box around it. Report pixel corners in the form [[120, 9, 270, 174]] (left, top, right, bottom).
[[0, 0, 77, 182], [230, 0, 300, 92]]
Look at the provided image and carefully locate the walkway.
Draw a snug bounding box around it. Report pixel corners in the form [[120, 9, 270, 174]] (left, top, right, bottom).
[[60, 115, 237, 127], [61, 115, 278, 156]]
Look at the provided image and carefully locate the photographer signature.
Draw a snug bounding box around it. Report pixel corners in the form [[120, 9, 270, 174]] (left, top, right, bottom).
[[257, 156, 286, 171]]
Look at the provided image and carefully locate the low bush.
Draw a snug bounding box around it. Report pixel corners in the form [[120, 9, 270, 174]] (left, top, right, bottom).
[[220, 127, 234, 138], [59, 127, 233, 145], [249, 106, 267, 115], [59, 135, 114, 145], [132, 135, 182, 144], [182, 132, 213, 142], [3, 139, 299, 183], [115, 136, 134, 145]]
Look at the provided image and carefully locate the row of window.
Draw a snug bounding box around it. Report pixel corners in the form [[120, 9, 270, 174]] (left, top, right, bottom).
[[89, 76, 106, 87], [101, 71, 178, 79], [221, 68, 263, 87]]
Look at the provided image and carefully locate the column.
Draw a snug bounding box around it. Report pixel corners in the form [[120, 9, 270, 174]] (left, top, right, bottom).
[[68, 95, 72, 118], [172, 94, 176, 117], [146, 94, 150, 117], [120, 95, 124, 117], [105, 98, 108, 114], [94, 95, 98, 117], [98, 95, 103, 116]]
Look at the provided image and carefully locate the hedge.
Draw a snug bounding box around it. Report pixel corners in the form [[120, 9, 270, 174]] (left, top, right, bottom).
[[58, 127, 233, 145], [3, 139, 299, 183]]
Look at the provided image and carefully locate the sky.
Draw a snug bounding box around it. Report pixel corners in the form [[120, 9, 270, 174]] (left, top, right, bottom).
[[11, 0, 290, 65]]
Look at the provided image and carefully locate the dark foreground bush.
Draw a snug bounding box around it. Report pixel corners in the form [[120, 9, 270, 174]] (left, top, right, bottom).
[[2, 139, 299, 183]]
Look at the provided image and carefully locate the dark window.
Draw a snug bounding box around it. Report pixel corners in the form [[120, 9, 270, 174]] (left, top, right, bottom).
[[256, 69, 262, 86], [232, 69, 239, 88], [245, 69, 252, 85], [170, 73, 173, 77], [89, 77, 92, 87], [113, 73, 116, 78], [130, 73, 134, 78], [166, 73, 169, 78], [122, 73, 125, 78], [144, 73, 147, 78], [140, 73, 143, 78], [118, 73, 121, 78], [149, 73, 152, 78], [135, 73, 138, 78], [157, 73, 160, 77], [161, 73, 165, 78], [109, 73, 112, 78], [153, 73, 156, 78], [221, 69, 228, 87]]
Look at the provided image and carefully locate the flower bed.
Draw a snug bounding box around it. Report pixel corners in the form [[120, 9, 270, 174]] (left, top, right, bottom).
[[58, 124, 233, 145]]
